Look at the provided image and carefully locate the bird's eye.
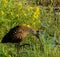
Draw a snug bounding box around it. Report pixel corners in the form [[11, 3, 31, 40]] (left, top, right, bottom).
[[14, 32, 16, 33], [13, 31, 16, 34]]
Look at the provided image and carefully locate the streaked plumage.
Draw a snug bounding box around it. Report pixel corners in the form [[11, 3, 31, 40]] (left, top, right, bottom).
[[1, 25, 39, 43]]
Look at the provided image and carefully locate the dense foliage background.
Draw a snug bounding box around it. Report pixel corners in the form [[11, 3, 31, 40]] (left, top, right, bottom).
[[0, 0, 60, 57]]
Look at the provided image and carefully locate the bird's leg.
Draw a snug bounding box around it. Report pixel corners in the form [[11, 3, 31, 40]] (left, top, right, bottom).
[[15, 43, 20, 57], [20, 43, 30, 47], [15, 43, 30, 57]]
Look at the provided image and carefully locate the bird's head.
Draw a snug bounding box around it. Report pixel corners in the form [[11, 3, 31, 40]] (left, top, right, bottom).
[[31, 29, 40, 38]]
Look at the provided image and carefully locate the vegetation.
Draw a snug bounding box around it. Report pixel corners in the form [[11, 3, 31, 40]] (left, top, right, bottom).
[[0, 0, 60, 57]]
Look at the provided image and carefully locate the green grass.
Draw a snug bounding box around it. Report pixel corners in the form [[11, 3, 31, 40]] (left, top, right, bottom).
[[0, 0, 60, 57]]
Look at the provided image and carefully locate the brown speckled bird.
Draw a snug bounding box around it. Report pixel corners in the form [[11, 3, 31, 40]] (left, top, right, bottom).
[[1, 25, 41, 56], [1, 25, 39, 43]]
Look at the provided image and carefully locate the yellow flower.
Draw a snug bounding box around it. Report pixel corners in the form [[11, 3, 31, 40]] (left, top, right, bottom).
[[22, 11, 27, 16], [18, 3, 22, 7], [27, 25, 31, 28], [33, 7, 40, 19], [1, 11, 4, 15], [18, 3, 22, 9], [24, 13, 27, 16], [3, 0, 7, 7], [36, 7, 40, 12], [33, 12, 39, 19], [16, 14, 19, 17], [3, 0, 7, 3], [27, 6, 33, 11], [22, 24, 30, 28]]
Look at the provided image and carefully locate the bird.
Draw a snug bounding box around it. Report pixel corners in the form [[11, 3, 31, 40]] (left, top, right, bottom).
[[1, 25, 40, 57], [1, 25, 44, 55], [1, 25, 40, 43]]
